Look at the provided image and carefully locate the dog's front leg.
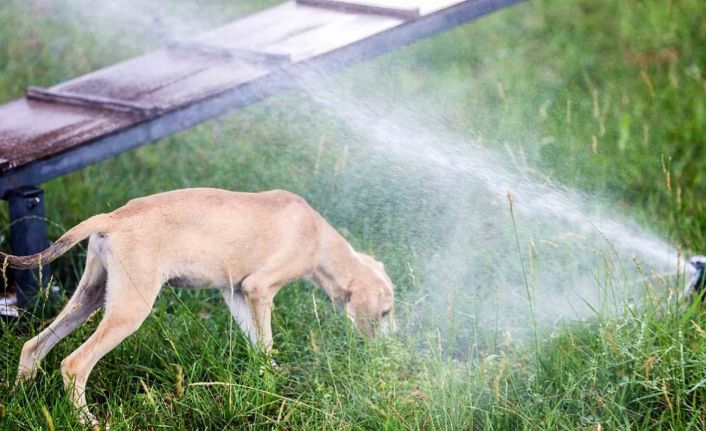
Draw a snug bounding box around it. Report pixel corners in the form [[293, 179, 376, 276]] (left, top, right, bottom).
[[241, 278, 277, 351], [242, 262, 307, 352], [247, 294, 274, 351], [221, 289, 258, 345]]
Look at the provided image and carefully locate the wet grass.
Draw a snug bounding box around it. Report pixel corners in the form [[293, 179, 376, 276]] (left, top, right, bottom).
[[1, 0, 706, 429]]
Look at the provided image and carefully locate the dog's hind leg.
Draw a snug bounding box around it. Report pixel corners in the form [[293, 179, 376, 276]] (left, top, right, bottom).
[[16, 248, 107, 386], [60, 262, 161, 428]]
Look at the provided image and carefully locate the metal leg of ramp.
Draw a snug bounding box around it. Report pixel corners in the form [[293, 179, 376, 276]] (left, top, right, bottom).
[[6, 186, 51, 312]]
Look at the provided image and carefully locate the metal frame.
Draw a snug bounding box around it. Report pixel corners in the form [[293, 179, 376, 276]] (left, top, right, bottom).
[[7, 187, 51, 309], [1, 0, 523, 310]]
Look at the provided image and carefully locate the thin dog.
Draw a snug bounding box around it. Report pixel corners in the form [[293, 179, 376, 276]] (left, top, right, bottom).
[[9, 188, 396, 427]]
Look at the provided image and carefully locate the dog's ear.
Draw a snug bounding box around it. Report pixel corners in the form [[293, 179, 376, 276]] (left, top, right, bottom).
[[336, 289, 352, 305]]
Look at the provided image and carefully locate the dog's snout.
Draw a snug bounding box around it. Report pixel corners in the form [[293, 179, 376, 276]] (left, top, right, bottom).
[[376, 314, 399, 337]]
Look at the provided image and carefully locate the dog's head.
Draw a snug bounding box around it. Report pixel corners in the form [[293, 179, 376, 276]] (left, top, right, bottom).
[[344, 252, 397, 338], [686, 255, 706, 298]]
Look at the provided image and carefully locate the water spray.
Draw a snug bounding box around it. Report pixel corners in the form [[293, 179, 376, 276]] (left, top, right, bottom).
[[294, 80, 695, 342]]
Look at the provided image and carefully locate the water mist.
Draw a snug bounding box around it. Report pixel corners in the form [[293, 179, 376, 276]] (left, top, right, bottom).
[[298, 79, 685, 350]]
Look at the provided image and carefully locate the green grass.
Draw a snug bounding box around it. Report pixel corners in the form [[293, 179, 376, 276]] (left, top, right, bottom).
[[2, 0, 706, 429]]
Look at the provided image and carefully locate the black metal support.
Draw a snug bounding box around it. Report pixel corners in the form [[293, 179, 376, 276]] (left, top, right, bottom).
[[7, 186, 51, 310]]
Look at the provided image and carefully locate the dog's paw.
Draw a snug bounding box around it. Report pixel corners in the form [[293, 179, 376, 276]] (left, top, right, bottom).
[[78, 407, 101, 431], [257, 358, 282, 376], [13, 367, 37, 390]]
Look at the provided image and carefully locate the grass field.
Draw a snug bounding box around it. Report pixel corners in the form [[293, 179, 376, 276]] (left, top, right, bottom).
[[2, 0, 706, 429]]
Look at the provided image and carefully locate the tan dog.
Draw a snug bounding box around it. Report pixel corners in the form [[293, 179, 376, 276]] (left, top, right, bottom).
[[9, 188, 395, 427]]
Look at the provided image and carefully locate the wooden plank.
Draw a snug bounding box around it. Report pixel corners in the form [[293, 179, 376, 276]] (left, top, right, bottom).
[[194, 3, 339, 54], [167, 40, 292, 66], [26, 87, 162, 117], [257, 10, 400, 61], [0, 52, 274, 172], [52, 50, 222, 104], [296, 0, 420, 20], [0, 98, 136, 172], [195, 2, 402, 62]]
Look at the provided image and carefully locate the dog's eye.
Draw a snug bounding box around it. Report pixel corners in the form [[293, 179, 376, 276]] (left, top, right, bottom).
[[381, 308, 391, 318]]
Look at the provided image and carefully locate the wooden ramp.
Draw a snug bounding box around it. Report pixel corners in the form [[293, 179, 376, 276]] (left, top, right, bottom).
[[0, 0, 522, 308], [0, 0, 521, 195]]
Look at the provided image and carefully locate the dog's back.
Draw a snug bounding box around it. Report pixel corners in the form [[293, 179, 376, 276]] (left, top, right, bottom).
[[105, 188, 321, 288]]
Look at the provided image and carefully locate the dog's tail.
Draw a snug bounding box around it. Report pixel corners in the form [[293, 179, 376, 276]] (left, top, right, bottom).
[[0, 213, 112, 270]]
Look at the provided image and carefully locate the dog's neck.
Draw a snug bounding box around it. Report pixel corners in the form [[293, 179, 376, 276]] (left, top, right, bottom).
[[310, 226, 362, 305]]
